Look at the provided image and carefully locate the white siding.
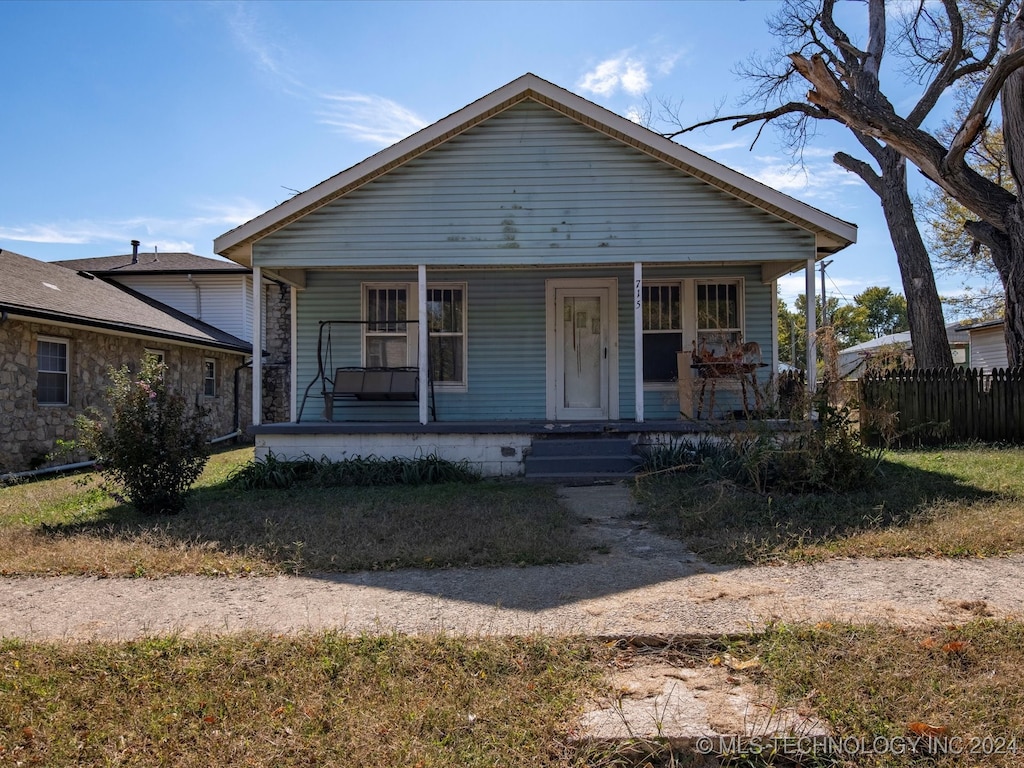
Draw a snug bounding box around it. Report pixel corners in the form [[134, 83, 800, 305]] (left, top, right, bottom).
[[254, 101, 815, 269], [114, 274, 250, 342], [970, 327, 1008, 370]]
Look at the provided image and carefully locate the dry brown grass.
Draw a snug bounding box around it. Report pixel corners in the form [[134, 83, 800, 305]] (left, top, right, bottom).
[[0, 447, 585, 576], [0, 633, 606, 767], [749, 620, 1024, 767], [636, 446, 1024, 564]]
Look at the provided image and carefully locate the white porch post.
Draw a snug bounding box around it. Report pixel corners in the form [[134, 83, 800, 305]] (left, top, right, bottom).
[[418, 264, 428, 425], [289, 284, 298, 423], [252, 266, 262, 427], [805, 257, 817, 392], [771, 279, 779, 373], [633, 262, 644, 422]]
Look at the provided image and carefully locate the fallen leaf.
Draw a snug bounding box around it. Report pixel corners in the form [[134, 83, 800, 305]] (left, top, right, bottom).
[[918, 637, 937, 649], [942, 641, 969, 654], [202, 715, 219, 725], [908, 721, 947, 737]]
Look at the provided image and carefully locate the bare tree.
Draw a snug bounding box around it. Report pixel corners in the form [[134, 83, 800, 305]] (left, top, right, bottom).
[[667, 0, 1024, 365]]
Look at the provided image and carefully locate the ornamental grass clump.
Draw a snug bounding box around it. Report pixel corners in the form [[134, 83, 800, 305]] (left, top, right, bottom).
[[77, 356, 209, 515]]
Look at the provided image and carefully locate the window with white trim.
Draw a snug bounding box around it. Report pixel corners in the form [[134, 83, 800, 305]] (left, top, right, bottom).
[[641, 283, 683, 383], [362, 283, 467, 387], [427, 286, 466, 386], [696, 280, 742, 357], [203, 358, 217, 397], [37, 337, 69, 406], [365, 286, 409, 367]]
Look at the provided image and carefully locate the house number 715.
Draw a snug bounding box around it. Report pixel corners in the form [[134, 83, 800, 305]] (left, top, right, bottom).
[[635, 279, 641, 309]]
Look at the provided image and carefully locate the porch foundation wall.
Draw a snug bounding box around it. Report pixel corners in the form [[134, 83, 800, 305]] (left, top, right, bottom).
[[254, 432, 535, 476]]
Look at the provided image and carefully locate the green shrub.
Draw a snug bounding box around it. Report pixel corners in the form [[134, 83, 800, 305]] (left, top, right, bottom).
[[228, 452, 480, 490], [640, 395, 883, 494], [77, 356, 210, 514]]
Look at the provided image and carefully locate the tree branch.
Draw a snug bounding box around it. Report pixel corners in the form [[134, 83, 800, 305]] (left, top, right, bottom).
[[660, 101, 830, 140], [834, 151, 884, 196]]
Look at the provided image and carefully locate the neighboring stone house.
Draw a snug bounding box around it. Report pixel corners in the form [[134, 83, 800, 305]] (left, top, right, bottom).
[[0, 248, 251, 473], [56, 244, 291, 422]]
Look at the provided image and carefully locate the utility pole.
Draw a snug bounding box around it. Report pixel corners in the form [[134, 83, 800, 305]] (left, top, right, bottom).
[[819, 259, 833, 327]]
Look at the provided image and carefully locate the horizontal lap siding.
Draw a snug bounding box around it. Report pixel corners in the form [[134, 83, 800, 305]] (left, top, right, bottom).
[[296, 270, 556, 421], [254, 101, 813, 269], [294, 266, 771, 423]]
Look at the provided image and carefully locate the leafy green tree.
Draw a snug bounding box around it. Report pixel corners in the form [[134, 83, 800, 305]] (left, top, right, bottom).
[[77, 356, 210, 515], [854, 286, 909, 338]]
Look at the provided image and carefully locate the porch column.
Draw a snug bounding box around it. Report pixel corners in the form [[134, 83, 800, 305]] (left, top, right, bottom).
[[252, 266, 262, 427], [289, 284, 298, 422], [633, 262, 644, 422], [418, 264, 428, 425], [805, 257, 817, 392]]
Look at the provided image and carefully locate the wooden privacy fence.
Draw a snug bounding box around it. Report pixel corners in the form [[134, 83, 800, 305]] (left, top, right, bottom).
[[860, 367, 1024, 446]]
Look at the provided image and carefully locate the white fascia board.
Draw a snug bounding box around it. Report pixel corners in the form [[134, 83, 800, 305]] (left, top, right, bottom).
[[214, 73, 857, 264]]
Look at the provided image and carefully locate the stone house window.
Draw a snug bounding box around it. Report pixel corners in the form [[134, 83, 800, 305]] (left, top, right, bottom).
[[203, 358, 217, 397], [37, 336, 70, 406]]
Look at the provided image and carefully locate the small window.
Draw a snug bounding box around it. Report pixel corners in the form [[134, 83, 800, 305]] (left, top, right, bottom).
[[642, 284, 683, 383], [37, 337, 69, 406], [365, 286, 409, 367], [203, 358, 217, 397], [696, 280, 742, 356], [427, 286, 466, 386], [144, 349, 165, 365]]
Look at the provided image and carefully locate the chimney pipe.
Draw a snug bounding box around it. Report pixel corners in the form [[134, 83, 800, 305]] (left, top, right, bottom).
[[131, 240, 140, 265]]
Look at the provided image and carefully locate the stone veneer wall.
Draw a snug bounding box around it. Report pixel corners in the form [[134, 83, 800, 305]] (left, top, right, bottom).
[[0, 318, 250, 473], [262, 280, 291, 423]]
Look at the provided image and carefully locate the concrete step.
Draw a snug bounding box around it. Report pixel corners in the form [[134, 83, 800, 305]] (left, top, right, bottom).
[[529, 437, 635, 457], [525, 437, 642, 480]]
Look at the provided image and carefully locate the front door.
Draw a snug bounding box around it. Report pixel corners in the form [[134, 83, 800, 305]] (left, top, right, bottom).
[[550, 281, 616, 419]]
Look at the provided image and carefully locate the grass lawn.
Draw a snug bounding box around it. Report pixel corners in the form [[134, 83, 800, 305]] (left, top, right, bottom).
[[4, 622, 1022, 767], [634, 445, 1024, 565], [0, 634, 604, 768], [0, 447, 585, 577], [746, 619, 1024, 768]]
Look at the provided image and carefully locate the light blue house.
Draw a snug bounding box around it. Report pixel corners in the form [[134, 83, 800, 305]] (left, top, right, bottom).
[[215, 74, 856, 475]]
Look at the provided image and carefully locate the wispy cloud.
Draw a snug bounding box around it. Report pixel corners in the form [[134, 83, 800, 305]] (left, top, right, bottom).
[[222, 3, 426, 148], [578, 53, 652, 97], [223, 1, 303, 92], [317, 94, 428, 146], [578, 45, 685, 101], [0, 200, 263, 251], [736, 155, 862, 201]]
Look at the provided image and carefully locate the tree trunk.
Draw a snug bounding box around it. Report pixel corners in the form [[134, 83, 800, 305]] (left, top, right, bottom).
[[987, 207, 1024, 366], [1001, 9, 1024, 366], [878, 148, 954, 369]]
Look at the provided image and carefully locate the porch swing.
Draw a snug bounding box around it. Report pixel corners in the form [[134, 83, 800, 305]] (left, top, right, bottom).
[[296, 319, 437, 423]]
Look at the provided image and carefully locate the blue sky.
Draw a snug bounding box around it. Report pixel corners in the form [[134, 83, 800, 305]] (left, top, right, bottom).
[[0, 0, 969, 310]]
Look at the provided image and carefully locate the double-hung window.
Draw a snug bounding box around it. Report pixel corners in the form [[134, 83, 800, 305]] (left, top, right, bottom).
[[641, 284, 683, 383], [363, 283, 467, 388], [427, 286, 466, 387], [365, 286, 409, 367], [203, 358, 218, 397], [696, 280, 742, 357], [640, 278, 745, 385], [37, 337, 69, 406]]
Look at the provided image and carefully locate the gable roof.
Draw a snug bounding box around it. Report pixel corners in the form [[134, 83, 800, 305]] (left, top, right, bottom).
[[0, 249, 250, 353], [55, 252, 248, 275], [215, 73, 856, 266]]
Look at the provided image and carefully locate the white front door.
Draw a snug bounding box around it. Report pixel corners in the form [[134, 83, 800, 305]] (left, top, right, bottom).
[[548, 280, 617, 420]]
